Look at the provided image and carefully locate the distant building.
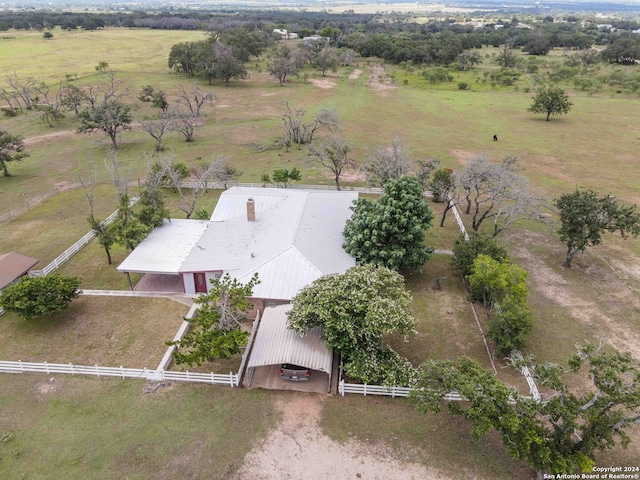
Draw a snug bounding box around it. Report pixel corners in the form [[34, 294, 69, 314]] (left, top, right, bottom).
[[273, 29, 298, 40]]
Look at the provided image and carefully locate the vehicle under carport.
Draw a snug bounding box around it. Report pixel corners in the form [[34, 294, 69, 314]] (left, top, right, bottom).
[[244, 304, 333, 393]]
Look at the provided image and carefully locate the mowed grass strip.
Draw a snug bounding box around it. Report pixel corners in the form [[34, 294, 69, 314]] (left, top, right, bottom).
[[0, 296, 187, 367], [0, 375, 277, 480]]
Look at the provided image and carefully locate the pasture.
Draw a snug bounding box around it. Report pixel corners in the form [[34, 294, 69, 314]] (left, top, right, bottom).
[[1, 26, 639, 477]]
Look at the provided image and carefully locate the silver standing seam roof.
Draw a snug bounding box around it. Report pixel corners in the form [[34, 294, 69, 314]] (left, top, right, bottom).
[[116, 219, 209, 275], [179, 187, 357, 300], [247, 304, 332, 373]]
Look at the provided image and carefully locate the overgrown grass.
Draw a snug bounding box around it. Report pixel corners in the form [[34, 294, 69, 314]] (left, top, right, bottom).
[[0, 375, 278, 480]]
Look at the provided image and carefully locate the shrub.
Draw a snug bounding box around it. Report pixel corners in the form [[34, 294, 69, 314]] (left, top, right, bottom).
[[0, 274, 81, 319], [457, 81, 469, 90], [488, 298, 534, 355], [451, 233, 508, 277]]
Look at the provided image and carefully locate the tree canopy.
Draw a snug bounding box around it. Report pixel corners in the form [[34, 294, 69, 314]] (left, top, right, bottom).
[[168, 273, 259, 366], [0, 129, 28, 177], [287, 264, 416, 386], [555, 189, 640, 267], [343, 175, 434, 272], [0, 274, 80, 319], [410, 341, 640, 476], [528, 86, 573, 121]]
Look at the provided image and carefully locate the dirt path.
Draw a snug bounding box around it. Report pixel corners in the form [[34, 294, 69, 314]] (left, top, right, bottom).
[[233, 393, 449, 480]]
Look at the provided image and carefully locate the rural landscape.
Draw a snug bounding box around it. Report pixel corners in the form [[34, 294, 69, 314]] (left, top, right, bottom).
[[0, 2, 639, 479]]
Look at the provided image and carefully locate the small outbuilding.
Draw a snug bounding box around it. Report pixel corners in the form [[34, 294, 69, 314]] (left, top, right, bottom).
[[0, 252, 39, 292]]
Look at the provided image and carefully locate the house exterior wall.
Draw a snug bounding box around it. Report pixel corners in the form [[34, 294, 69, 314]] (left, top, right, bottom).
[[182, 273, 195, 294], [182, 271, 224, 295]]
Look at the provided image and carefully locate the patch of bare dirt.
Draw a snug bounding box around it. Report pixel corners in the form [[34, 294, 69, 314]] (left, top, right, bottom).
[[24, 129, 87, 147], [510, 231, 640, 360], [309, 78, 336, 89], [348, 69, 362, 80], [367, 65, 396, 93], [531, 155, 576, 184], [449, 148, 478, 167], [36, 378, 58, 396], [233, 393, 450, 480]]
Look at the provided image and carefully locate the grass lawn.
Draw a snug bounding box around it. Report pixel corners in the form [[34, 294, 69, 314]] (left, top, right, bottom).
[[0, 185, 120, 266], [0, 296, 188, 368], [1, 27, 640, 478], [0, 375, 277, 480], [320, 394, 534, 479]]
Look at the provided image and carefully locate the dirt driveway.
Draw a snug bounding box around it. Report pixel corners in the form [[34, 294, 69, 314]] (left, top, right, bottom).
[[233, 393, 449, 480]]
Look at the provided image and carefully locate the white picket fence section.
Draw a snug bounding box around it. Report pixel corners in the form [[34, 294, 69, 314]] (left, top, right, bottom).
[[0, 360, 238, 387], [29, 195, 141, 278], [338, 380, 464, 401], [178, 181, 384, 194]]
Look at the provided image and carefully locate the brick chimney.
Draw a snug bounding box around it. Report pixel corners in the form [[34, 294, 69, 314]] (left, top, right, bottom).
[[247, 198, 255, 222]]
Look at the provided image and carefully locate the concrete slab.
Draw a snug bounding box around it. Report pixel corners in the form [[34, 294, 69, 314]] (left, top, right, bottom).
[[246, 364, 330, 394], [135, 273, 183, 293]]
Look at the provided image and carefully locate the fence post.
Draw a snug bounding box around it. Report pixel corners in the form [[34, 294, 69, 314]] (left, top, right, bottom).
[[120, 366, 125, 379], [95, 364, 100, 378], [229, 371, 234, 387], [363, 383, 367, 396], [69, 363, 74, 375], [45, 361, 49, 375], [186, 370, 190, 381], [19, 360, 23, 373]]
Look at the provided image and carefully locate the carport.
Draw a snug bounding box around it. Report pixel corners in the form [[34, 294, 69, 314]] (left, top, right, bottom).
[[245, 304, 333, 393], [117, 219, 208, 291]]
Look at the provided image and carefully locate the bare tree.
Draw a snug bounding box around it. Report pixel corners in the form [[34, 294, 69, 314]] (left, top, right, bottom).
[[455, 155, 547, 236], [280, 100, 339, 151], [4, 73, 39, 111], [140, 115, 174, 151], [309, 136, 356, 190], [34, 81, 65, 127], [170, 105, 200, 143], [361, 136, 413, 187], [165, 154, 235, 218], [78, 159, 115, 265], [176, 84, 215, 118]]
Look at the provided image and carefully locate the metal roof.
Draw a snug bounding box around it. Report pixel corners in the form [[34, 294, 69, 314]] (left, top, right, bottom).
[[0, 252, 39, 289], [117, 219, 208, 275], [179, 187, 357, 300], [247, 304, 332, 373]]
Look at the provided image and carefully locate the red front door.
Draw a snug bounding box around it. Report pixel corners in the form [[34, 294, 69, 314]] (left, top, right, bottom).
[[194, 273, 207, 293]]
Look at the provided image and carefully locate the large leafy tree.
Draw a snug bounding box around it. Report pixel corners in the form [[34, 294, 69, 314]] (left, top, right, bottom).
[[287, 264, 416, 386], [168, 273, 259, 366], [77, 99, 133, 148], [410, 341, 640, 477], [555, 189, 640, 267], [528, 86, 573, 121], [0, 129, 28, 177], [343, 175, 434, 272], [0, 274, 81, 319]]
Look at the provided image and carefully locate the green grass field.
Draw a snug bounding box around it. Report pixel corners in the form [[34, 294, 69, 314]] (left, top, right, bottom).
[[1, 27, 640, 477]]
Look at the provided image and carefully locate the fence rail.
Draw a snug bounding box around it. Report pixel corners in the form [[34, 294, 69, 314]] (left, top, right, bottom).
[[338, 380, 463, 401], [178, 181, 385, 194], [0, 360, 238, 386]]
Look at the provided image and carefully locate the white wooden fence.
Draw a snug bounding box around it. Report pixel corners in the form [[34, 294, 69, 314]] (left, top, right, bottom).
[[0, 360, 238, 387], [338, 380, 464, 401], [178, 181, 384, 194]]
